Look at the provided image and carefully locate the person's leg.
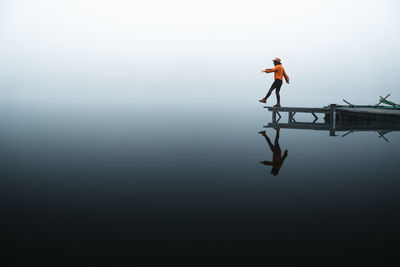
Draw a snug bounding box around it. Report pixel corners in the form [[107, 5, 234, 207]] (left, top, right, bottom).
[[275, 88, 280, 105], [271, 128, 281, 155], [274, 128, 281, 150], [274, 79, 283, 106], [265, 80, 278, 100], [259, 80, 277, 102], [259, 131, 275, 152]]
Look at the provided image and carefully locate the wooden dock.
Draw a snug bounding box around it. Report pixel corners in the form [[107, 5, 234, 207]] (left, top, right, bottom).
[[265, 104, 342, 136], [264, 104, 400, 140]]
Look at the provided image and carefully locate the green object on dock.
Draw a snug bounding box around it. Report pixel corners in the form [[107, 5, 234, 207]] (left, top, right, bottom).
[[380, 98, 400, 109]]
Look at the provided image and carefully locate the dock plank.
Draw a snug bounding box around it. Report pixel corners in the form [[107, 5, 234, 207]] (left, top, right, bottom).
[[339, 107, 400, 117], [265, 122, 400, 131], [264, 105, 400, 117], [264, 106, 329, 113]]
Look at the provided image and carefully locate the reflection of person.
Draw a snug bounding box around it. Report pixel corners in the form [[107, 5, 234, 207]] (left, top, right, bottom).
[[259, 58, 290, 107], [259, 128, 288, 176]]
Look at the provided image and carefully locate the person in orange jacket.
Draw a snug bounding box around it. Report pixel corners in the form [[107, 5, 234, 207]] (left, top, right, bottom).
[[259, 58, 289, 107]]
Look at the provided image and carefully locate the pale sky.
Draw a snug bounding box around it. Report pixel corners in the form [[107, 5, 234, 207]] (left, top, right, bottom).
[[1, 0, 399, 107]]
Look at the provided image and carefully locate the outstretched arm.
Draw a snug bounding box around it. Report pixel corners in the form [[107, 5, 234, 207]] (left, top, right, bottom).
[[262, 66, 279, 73], [283, 70, 290, 84]]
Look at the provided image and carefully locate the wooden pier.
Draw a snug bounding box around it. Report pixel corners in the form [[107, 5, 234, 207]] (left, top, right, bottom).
[[264, 104, 400, 140], [265, 104, 343, 136]]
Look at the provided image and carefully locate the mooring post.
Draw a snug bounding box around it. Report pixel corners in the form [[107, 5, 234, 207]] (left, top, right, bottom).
[[330, 104, 336, 136]]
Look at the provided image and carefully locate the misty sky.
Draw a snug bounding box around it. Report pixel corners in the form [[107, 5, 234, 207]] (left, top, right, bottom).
[[1, 0, 399, 107]]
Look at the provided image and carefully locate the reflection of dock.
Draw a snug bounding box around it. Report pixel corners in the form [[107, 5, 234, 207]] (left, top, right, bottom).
[[263, 104, 400, 141]]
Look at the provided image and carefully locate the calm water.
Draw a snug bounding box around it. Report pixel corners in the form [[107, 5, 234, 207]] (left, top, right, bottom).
[[3, 102, 400, 264]]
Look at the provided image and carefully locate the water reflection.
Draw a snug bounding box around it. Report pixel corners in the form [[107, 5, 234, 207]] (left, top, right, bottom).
[[258, 128, 288, 176], [259, 111, 400, 176]]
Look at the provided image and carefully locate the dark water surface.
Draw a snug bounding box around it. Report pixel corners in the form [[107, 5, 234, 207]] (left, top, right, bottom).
[[3, 102, 400, 264]]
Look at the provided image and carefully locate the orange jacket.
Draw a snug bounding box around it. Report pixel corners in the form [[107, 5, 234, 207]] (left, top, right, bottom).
[[265, 65, 289, 83]]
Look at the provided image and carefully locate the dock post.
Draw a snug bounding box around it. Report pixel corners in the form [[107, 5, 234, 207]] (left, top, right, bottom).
[[288, 112, 293, 123], [330, 104, 336, 136], [272, 111, 277, 124]]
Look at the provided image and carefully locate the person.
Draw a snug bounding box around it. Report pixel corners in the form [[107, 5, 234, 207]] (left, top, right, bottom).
[[259, 58, 290, 107], [258, 128, 288, 176]]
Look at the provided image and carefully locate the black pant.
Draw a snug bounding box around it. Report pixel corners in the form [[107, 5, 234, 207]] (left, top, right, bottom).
[[270, 79, 283, 91], [265, 79, 283, 101]]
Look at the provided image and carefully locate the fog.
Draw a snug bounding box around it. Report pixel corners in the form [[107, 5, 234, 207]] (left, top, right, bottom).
[[1, 0, 399, 107]]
